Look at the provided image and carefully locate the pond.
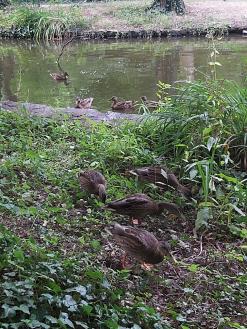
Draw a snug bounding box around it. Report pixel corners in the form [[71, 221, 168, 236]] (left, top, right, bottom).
[[0, 36, 246, 112]]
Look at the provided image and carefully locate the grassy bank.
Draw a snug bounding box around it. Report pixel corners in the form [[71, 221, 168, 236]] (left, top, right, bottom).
[[1, 1, 247, 39], [0, 77, 246, 328]]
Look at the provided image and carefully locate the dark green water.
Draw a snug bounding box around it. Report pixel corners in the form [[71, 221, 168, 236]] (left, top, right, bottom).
[[0, 37, 246, 111]]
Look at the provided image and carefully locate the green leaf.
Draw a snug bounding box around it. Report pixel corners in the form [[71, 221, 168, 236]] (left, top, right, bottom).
[[2, 303, 16, 318], [75, 322, 89, 329], [195, 207, 212, 231], [218, 173, 239, 184], [63, 295, 78, 311], [104, 319, 118, 329], [59, 313, 74, 328], [19, 304, 30, 315], [45, 316, 58, 324], [81, 304, 93, 316], [90, 239, 101, 250], [187, 264, 199, 272], [207, 136, 216, 151]]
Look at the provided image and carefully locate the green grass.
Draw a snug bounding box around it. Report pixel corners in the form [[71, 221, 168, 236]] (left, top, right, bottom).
[[0, 77, 247, 328], [0, 6, 90, 40]]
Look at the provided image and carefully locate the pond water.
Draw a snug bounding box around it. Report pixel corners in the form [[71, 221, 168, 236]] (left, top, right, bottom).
[[0, 37, 246, 112]]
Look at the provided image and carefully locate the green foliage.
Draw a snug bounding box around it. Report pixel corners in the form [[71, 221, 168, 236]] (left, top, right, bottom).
[[0, 226, 169, 328], [144, 79, 247, 233], [2, 6, 90, 39]]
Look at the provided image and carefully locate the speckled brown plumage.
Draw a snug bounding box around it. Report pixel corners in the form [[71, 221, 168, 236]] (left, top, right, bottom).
[[130, 166, 192, 199], [110, 96, 134, 111], [79, 170, 107, 202], [105, 193, 183, 220], [50, 72, 69, 81], [75, 97, 94, 109], [108, 223, 170, 265]]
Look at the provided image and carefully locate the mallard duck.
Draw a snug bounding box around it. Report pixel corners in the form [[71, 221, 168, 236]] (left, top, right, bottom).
[[79, 170, 107, 203], [141, 96, 159, 109], [109, 96, 134, 111], [75, 97, 94, 109], [107, 223, 172, 269], [129, 166, 192, 199], [50, 71, 69, 81], [105, 193, 183, 224]]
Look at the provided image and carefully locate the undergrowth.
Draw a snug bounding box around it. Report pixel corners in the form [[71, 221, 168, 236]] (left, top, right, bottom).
[[0, 6, 90, 39], [0, 78, 246, 328]]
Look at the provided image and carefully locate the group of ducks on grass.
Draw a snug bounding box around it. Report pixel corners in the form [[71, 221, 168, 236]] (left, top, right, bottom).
[[50, 71, 158, 111], [79, 166, 192, 270]]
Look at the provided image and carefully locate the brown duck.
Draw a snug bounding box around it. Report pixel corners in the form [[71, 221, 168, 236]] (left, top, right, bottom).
[[79, 170, 107, 203], [105, 193, 183, 224], [108, 223, 172, 269], [50, 71, 69, 81], [141, 96, 159, 110], [109, 96, 134, 111], [75, 97, 94, 109], [129, 166, 192, 199]]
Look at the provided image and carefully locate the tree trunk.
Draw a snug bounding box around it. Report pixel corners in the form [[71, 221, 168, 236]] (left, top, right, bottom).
[[149, 0, 185, 15]]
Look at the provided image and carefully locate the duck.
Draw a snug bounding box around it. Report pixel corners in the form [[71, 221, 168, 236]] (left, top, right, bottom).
[[79, 170, 107, 203], [129, 166, 192, 199], [104, 193, 184, 224], [109, 96, 134, 111], [75, 97, 94, 109], [140, 96, 159, 109], [50, 71, 69, 81], [107, 223, 173, 269]]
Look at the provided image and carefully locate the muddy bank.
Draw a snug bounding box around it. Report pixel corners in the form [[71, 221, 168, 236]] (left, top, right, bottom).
[[0, 26, 246, 40], [0, 100, 140, 123]]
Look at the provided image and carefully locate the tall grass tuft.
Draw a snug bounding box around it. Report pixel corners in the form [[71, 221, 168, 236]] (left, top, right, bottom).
[[5, 6, 90, 40]]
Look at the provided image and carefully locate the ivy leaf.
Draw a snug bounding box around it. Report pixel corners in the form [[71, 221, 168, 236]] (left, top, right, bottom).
[[59, 313, 74, 329], [19, 304, 30, 314], [2, 303, 16, 318], [45, 316, 58, 324], [63, 295, 78, 312]]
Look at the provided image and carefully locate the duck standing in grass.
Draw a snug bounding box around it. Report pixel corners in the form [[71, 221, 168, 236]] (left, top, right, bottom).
[[109, 96, 135, 111], [129, 166, 192, 199], [104, 193, 184, 224], [107, 223, 173, 269], [75, 97, 94, 109], [50, 71, 69, 81], [79, 170, 107, 203]]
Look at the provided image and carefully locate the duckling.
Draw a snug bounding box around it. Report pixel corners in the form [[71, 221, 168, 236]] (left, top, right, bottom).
[[141, 96, 159, 109], [107, 223, 173, 269], [129, 166, 192, 199], [50, 71, 69, 81], [75, 97, 94, 109], [79, 170, 107, 203], [105, 193, 184, 224], [109, 96, 134, 111]]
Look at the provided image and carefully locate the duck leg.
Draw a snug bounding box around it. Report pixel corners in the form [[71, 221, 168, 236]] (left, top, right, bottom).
[[121, 252, 128, 269]]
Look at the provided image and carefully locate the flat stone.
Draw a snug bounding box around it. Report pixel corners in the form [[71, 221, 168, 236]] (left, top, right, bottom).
[[0, 100, 140, 123]]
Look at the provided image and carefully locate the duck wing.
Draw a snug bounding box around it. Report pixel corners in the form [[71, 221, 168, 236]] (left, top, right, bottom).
[[79, 170, 106, 193], [110, 224, 160, 261], [106, 193, 151, 210]]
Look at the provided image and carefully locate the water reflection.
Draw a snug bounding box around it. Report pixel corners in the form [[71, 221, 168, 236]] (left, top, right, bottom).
[[0, 37, 246, 111]]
